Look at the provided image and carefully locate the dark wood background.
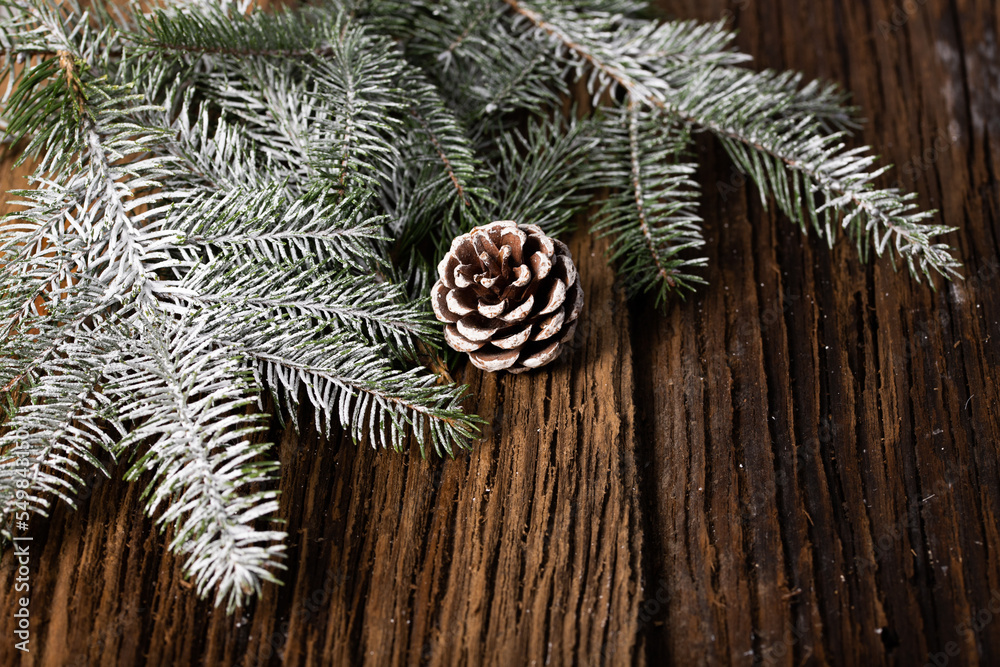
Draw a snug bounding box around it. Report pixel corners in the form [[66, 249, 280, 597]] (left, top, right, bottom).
[[3, 0, 999, 664]]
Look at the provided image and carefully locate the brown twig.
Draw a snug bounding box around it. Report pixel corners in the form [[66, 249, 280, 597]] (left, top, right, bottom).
[[409, 108, 470, 207], [626, 99, 676, 288], [57, 50, 87, 117], [417, 340, 455, 386]]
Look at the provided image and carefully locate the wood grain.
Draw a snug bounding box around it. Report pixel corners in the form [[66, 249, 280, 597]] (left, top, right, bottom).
[[2, 0, 999, 665]]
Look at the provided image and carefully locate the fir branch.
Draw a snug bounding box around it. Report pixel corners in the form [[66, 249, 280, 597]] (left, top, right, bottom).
[[594, 103, 706, 302], [133, 5, 343, 60], [666, 66, 960, 279], [184, 260, 437, 358], [503, 0, 749, 104], [370, 0, 566, 121], [505, 0, 961, 281], [308, 34, 407, 190], [161, 103, 270, 193], [137, 5, 408, 192], [411, 107, 470, 207], [0, 328, 120, 529], [173, 188, 385, 274], [384, 71, 490, 250], [486, 114, 599, 238], [109, 315, 285, 613], [256, 344, 472, 454], [202, 311, 480, 456], [0, 291, 107, 395], [1, 35, 190, 309]]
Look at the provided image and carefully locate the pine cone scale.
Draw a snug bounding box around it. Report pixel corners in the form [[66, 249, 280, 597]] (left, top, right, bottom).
[[493, 326, 533, 349], [500, 295, 534, 323], [433, 221, 583, 374], [535, 310, 565, 340], [444, 325, 484, 352], [479, 300, 507, 318]]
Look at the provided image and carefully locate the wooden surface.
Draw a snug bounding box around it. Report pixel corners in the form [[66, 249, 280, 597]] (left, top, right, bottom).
[[3, 0, 1000, 664]]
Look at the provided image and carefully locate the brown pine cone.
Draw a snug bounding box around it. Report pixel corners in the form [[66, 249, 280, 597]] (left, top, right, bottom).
[[431, 221, 584, 373]]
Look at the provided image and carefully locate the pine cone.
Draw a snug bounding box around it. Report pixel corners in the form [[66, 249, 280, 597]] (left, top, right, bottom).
[[431, 221, 584, 373]]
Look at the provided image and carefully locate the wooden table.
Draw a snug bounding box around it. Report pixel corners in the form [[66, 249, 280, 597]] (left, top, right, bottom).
[[2, 0, 999, 665]]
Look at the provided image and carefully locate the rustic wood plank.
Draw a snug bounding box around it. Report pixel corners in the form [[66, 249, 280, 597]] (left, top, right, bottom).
[[633, 0, 1000, 665]]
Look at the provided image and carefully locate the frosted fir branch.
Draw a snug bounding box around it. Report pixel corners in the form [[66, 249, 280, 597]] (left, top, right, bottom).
[[505, 0, 961, 281], [195, 61, 332, 192], [0, 198, 89, 336], [503, 0, 749, 106], [620, 104, 703, 294], [200, 311, 480, 456], [141, 6, 410, 192], [108, 315, 286, 613], [593, 102, 706, 302], [669, 66, 961, 280], [0, 327, 121, 530], [183, 260, 438, 358], [133, 5, 345, 60], [365, 0, 566, 121], [171, 188, 386, 274], [145, 95, 280, 194], [383, 70, 491, 248], [0, 288, 108, 395], [486, 113, 599, 238], [134, 6, 410, 193], [308, 34, 407, 190], [404, 76, 482, 211], [2, 48, 193, 310], [410, 107, 472, 207]]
